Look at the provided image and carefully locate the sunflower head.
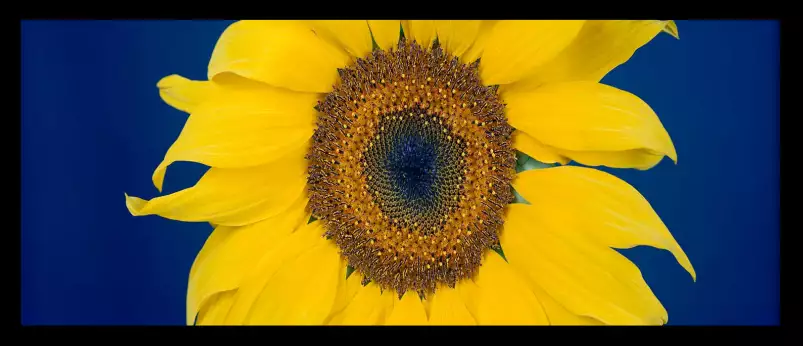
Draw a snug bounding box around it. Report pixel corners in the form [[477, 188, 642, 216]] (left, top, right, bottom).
[[308, 39, 516, 296], [126, 20, 694, 326]]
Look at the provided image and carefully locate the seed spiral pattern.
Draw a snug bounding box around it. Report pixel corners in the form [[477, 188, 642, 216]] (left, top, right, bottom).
[[307, 38, 515, 295]]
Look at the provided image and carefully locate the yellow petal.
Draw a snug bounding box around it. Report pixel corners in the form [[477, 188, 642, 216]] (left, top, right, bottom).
[[471, 252, 549, 325], [245, 238, 342, 325], [501, 203, 670, 325], [663, 20, 680, 39], [368, 20, 402, 51], [428, 285, 476, 325], [461, 20, 498, 62], [195, 290, 237, 326], [151, 83, 317, 192], [455, 278, 480, 320], [208, 20, 349, 93], [513, 130, 569, 165], [224, 221, 327, 324], [504, 81, 677, 169], [401, 21, 412, 41], [185, 196, 308, 324], [124, 144, 307, 226], [328, 282, 395, 325], [386, 292, 428, 325], [502, 20, 677, 93], [157, 74, 218, 114], [480, 20, 585, 85], [528, 283, 603, 325], [434, 20, 482, 57], [308, 20, 373, 58], [558, 148, 668, 170], [326, 267, 364, 322], [513, 166, 695, 280], [405, 20, 437, 48]]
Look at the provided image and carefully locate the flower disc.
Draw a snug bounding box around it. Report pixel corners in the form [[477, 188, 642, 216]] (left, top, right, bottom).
[[307, 39, 516, 295]]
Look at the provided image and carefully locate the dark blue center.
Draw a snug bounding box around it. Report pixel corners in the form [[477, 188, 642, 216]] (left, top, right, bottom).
[[363, 111, 465, 230], [387, 134, 437, 202]]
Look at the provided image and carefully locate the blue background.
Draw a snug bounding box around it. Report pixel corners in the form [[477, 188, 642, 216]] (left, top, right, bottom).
[[21, 20, 780, 325]]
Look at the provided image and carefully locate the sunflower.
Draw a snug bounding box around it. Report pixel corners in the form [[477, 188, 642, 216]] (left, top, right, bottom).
[[125, 20, 695, 325]]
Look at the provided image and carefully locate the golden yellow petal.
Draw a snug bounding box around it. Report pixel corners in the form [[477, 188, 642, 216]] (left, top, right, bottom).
[[208, 20, 349, 93], [124, 144, 307, 226], [470, 252, 549, 325], [308, 20, 373, 58], [456, 277, 480, 320], [156, 74, 218, 114], [385, 292, 428, 325], [151, 83, 318, 191], [245, 239, 342, 325], [558, 148, 668, 170], [663, 20, 680, 39], [461, 20, 498, 62], [501, 203, 669, 325], [223, 221, 327, 324], [480, 20, 585, 85], [528, 282, 603, 325], [195, 290, 237, 325], [504, 81, 677, 169], [513, 130, 569, 165], [326, 267, 364, 323], [405, 20, 437, 48], [328, 282, 395, 325], [368, 20, 402, 51], [433, 20, 482, 58], [513, 166, 695, 280], [401, 21, 412, 41], [185, 196, 309, 324], [427, 285, 476, 325], [502, 20, 677, 92]]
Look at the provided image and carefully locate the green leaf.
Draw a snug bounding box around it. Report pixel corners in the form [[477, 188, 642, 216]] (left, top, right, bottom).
[[346, 265, 355, 279]]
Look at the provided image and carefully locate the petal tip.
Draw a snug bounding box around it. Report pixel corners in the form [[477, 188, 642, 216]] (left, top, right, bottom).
[[124, 193, 147, 216], [155, 73, 213, 113], [152, 162, 168, 193], [662, 20, 680, 40], [666, 145, 678, 164], [688, 265, 697, 282], [671, 246, 696, 282], [657, 130, 678, 165], [157, 74, 187, 89]]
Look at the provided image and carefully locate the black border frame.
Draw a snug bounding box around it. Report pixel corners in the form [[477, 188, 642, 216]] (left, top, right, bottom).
[[14, 14, 793, 335]]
